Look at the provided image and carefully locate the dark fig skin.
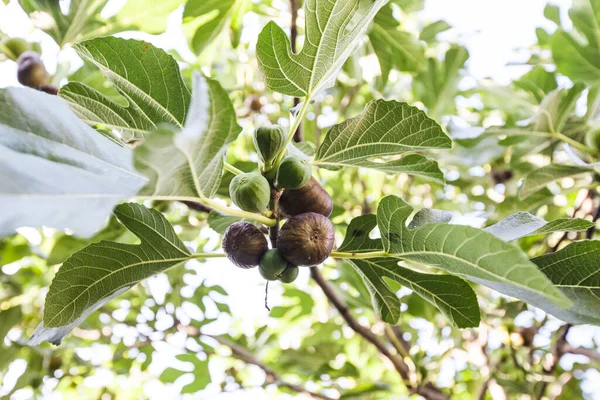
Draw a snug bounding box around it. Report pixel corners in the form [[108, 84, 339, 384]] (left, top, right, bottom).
[[17, 51, 50, 88], [278, 265, 299, 283], [222, 222, 268, 269], [279, 177, 333, 217], [277, 212, 335, 266]]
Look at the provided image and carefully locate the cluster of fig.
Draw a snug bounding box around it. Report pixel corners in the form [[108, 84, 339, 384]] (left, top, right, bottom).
[[1, 37, 57, 94], [222, 126, 335, 284]]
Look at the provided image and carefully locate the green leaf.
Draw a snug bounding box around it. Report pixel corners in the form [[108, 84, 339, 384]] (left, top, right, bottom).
[[370, 10, 425, 86], [519, 164, 594, 199], [0, 87, 146, 238], [136, 72, 242, 199], [533, 241, 600, 324], [60, 37, 190, 140], [30, 203, 192, 345], [314, 100, 451, 182], [552, 31, 600, 84], [484, 213, 594, 242], [413, 45, 469, 118], [256, 0, 388, 98], [377, 195, 570, 311], [349, 258, 480, 327], [419, 20, 452, 43], [207, 211, 243, 234], [160, 354, 211, 393], [514, 66, 558, 103], [338, 215, 383, 253], [544, 4, 561, 25], [569, 0, 600, 49], [184, 0, 242, 53]]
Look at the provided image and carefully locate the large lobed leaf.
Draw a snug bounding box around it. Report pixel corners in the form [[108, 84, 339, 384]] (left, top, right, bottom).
[[30, 203, 193, 345], [314, 100, 451, 182], [136, 72, 242, 199], [60, 37, 191, 141], [0, 87, 146, 238], [339, 213, 480, 327], [533, 241, 600, 324], [377, 196, 571, 312], [519, 164, 595, 199], [256, 0, 388, 98]]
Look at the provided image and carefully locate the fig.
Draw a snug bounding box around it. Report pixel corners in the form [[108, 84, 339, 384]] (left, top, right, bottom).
[[279, 177, 333, 217], [2, 38, 30, 60], [254, 125, 286, 167], [229, 172, 271, 213], [222, 222, 268, 269], [585, 129, 600, 151], [278, 265, 299, 283], [275, 155, 311, 190], [259, 249, 290, 280], [277, 212, 335, 266], [40, 85, 59, 95], [17, 51, 50, 88]]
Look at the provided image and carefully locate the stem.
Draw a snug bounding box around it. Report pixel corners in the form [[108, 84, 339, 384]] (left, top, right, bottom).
[[224, 162, 243, 175], [190, 253, 227, 259], [200, 196, 277, 226], [550, 132, 600, 155], [272, 98, 311, 168], [330, 251, 388, 259]]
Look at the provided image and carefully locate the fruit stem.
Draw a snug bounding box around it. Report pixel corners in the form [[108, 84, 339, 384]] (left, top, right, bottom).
[[190, 253, 227, 259], [224, 162, 243, 175], [272, 97, 311, 168], [550, 131, 600, 156], [200, 196, 277, 226], [329, 251, 388, 259]]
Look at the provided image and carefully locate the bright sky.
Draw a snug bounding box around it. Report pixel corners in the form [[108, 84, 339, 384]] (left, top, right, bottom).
[[2, 0, 600, 399]]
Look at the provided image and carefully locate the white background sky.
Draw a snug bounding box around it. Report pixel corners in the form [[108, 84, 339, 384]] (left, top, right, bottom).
[[2, 0, 600, 399]]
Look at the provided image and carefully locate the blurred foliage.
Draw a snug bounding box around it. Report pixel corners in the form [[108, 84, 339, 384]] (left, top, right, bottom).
[[1, 0, 600, 399]]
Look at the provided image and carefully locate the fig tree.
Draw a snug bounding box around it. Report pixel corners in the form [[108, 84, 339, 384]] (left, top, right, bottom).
[[275, 155, 311, 190], [277, 212, 335, 266], [222, 222, 268, 269], [254, 125, 286, 166], [278, 265, 299, 283], [259, 249, 290, 280], [279, 177, 333, 217], [229, 172, 271, 213], [16, 51, 50, 88], [585, 128, 600, 151]]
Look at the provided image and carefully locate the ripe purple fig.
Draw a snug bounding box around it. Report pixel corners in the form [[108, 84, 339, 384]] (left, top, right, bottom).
[[16, 51, 50, 88], [222, 222, 268, 269], [279, 177, 333, 217], [277, 212, 335, 266]]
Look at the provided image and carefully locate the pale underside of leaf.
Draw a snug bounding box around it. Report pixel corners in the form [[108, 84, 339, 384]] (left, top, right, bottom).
[[0, 87, 146, 238], [484, 212, 594, 242]]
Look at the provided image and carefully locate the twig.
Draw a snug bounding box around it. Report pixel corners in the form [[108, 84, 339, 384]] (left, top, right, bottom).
[[290, 0, 303, 143], [564, 345, 600, 361], [537, 324, 571, 400], [204, 332, 333, 400], [310, 267, 448, 400], [264, 282, 271, 311], [551, 190, 589, 251], [181, 201, 212, 213]]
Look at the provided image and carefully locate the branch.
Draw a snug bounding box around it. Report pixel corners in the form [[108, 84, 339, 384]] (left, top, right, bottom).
[[564, 345, 600, 361], [181, 200, 212, 213], [310, 267, 448, 400], [180, 324, 333, 400], [537, 324, 571, 400]]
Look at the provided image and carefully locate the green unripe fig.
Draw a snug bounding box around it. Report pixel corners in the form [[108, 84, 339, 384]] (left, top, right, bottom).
[[17, 51, 50, 88], [259, 249, 290, 280], [277, 212, 335, 266], [222, 222, 268, 269], [278, 265, 299, 283], [254, 125, 286, 166], [279, 177, 333, 217], [2, 38, 31, 60], [585, 129, 600, 151], [275, 155, 311, 190], [229, 172, 271, 213]]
